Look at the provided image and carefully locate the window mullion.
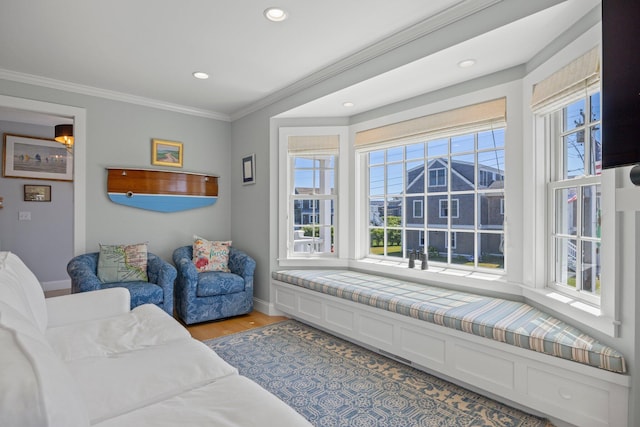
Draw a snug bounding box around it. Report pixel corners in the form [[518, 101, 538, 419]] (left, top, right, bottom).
[[583, 96, 592, 176], [474, 133, 479, 267], [575, 185, 583, 291], [447, 143, 452, 264]]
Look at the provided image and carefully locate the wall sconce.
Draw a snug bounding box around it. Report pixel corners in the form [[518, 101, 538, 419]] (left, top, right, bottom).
[[54, 124, 74, 150]]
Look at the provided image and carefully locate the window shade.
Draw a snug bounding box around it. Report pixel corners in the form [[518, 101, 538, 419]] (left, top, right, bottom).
[[354, 97, 506, 148], [288, 135, 339, 154], [531, 46, 600, 111]]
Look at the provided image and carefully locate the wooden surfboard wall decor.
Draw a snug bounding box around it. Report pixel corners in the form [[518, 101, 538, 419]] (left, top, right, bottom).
[[106, 168, 218, 213]]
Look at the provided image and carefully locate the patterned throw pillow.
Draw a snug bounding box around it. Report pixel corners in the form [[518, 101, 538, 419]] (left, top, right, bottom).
[[192, 236, 231, 272], [97, 243, 149, 283]]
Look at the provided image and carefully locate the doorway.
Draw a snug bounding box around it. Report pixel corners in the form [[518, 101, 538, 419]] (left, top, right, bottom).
[[0, 95, 86, 290]]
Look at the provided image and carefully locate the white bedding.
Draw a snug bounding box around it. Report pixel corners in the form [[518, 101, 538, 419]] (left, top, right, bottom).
[[46, 304, 189, 361], [1, 251, 313, 427], [70, 339, 238, 423], [95, 375, 312, 427]]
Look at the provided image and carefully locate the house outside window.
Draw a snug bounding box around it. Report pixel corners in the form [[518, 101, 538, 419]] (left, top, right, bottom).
[[364, 122, 505, 269]]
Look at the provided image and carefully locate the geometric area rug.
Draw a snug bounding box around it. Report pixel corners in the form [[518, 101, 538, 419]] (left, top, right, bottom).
[[205, 320, 553, 427]]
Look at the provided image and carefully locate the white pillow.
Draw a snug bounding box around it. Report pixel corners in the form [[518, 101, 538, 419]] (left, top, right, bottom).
[[0, 252, 47, 332], [0, 302, 89, 427]]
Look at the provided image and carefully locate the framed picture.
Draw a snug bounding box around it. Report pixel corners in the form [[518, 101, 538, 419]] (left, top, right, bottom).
[[151, 139, 183, 167], [3, 134, 73, 181], [24, 185, 51, 202], [242, 154, 256, 185]]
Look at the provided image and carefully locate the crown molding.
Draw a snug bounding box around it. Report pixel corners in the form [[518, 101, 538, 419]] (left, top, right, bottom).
[[0, 68, 231, 122], [3, 0, 559, 124], [229, 0, 503, 121]]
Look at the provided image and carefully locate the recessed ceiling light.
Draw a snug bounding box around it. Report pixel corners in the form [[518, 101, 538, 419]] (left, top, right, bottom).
[[264, 7, 287, 22], [192, 72, 209, 80], [343, 102, 355, 108], [458, 59, 476, 68]]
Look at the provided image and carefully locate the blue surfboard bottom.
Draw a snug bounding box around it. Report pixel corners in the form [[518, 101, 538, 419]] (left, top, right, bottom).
[[108, 193, 217, 212]]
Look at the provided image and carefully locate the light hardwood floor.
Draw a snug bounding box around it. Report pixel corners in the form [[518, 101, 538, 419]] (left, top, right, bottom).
[[184, 311, 289, 341]]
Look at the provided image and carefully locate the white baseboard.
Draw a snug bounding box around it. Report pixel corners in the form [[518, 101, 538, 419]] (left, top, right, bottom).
[[253, 297, 286, 317], [42, 279, 71, 292]]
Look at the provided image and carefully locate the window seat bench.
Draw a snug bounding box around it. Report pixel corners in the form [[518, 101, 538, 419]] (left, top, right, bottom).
[[271, 269, 630, 427]]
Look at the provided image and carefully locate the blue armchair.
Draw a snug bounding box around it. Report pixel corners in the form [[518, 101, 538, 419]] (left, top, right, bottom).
[[172, 245, 255, 324], [67, 252, 176, 315]]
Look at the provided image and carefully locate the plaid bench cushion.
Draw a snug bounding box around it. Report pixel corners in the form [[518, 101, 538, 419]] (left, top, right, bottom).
[[272, 269, 626, 374]]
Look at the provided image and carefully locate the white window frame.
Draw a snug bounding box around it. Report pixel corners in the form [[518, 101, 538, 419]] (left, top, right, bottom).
[[438, 199, 448, 218], [428, 168, 446, 187], [445, 231, 457, 249], [413, 199, 423, 218], [439, 198, 459, 218], [545, 88, 602, 307], [278, 126, 349, 266], [524, 35, 619, 337], [361, 123, 505, 272]]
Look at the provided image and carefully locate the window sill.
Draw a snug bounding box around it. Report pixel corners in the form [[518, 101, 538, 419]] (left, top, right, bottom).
[[350, 257, 520, 297], [521, 287, 617, 337], [277, 257, 349, 269]]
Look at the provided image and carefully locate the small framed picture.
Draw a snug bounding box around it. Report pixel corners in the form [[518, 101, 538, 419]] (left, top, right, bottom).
[[24, 185, 51, 202], [151, 139, 183, 168], [242, 154, 256, 185]]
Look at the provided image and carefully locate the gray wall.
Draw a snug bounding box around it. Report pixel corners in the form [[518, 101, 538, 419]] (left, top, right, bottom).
[[0, 120, 73, 285], [82, 99, 232, 263], [0, 79, 232, 272], [229, 115, 270, 303]]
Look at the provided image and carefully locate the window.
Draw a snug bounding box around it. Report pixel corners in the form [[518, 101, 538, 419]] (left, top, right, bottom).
[[413, 199, 423, 218], [547, 91, 601, 302], [445, 231, 457, 249], [428, 168, 446, 187], [529, 46, 618, 334], [291, 156, 335, 255], [279, 130, 343, 258], [479, 169, 502, 187], [364, 126, 505, 269], [302, 213, 319, 224], [439, 199, 459, 218]]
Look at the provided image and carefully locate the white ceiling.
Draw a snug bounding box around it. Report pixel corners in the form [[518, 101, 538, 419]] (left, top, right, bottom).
[[285, 0, 600, 118], [0, 0, 600, 123]]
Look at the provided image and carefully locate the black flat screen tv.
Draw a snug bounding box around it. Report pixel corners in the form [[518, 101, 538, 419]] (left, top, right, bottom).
[[601, 0, 640, 169]]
